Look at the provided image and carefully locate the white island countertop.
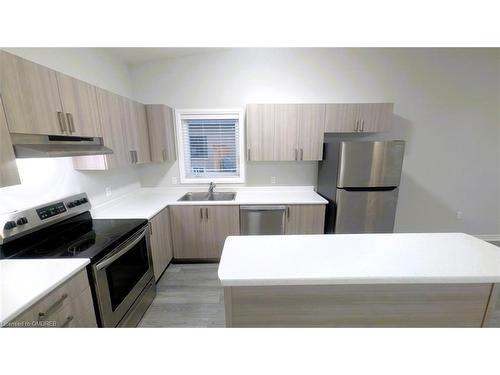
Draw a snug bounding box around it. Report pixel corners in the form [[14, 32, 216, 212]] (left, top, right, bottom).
[[92, 186, 327, 220], [1, 258, 90, 325], [218, 233, 500, 286]]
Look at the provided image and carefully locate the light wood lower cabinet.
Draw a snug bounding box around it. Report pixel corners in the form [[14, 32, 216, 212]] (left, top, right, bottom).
[[285, 205, 325, 234], [0, 96, 20, 187], [149, 207, 174, 281], [146, 104, 176, 162], [170, 205, 240, 260], [7, 269, 97, 328]]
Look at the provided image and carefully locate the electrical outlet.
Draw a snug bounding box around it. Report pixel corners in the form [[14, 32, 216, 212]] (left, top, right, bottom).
[[456, 211, 463, 220], [172, 176, 178, 185], [270, 176, 276, 184], [105, 187, 112, 197]]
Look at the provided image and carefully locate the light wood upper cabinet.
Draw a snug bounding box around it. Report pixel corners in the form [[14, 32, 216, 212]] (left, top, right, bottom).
[[72, 88, 130, 170], [0, 97, 20, 187], [246, 104, 275, 161], [149, 207, 173, 281], [325, 103, 393, 133], [297, 104, 326, 160], [285, 204, 325, 234], [146, 104, 177, 162], [0, 50, 64, 136], [55, 72, 102, 137], [122, 98, 151, 164], [170, 205, 239, 260], [247, 103, 325, 161], [274, 104, 299, 160]]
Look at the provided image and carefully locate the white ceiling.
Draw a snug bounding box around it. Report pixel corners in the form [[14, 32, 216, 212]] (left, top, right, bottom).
[[105, 47, 230, 65]]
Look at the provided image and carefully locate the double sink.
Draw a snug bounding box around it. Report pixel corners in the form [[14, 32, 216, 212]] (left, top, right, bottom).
[[178, 192, 236, 202]]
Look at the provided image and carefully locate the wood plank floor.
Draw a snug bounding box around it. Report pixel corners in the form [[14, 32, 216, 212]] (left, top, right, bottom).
[[139, 263, 225, 327]]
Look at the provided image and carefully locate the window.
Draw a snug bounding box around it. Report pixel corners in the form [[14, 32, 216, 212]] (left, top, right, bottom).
[[176, 109, 245, 183]]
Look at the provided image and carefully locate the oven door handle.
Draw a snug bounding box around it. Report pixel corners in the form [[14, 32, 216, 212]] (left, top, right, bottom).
[[95, 227, 148, 271]]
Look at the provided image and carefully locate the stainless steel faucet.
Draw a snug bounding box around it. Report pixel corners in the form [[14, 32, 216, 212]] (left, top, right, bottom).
[[208, 182, 216, 194]]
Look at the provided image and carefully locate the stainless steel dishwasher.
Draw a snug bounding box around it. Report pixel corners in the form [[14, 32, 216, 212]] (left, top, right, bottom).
[[240, 205, 286, 235]]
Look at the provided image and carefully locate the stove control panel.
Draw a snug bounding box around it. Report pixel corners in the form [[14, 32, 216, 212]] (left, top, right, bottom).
[[0, 193, 91, 245]]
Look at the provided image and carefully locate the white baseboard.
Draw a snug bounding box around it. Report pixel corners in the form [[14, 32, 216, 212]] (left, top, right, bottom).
[[474, 234, 500, 242]]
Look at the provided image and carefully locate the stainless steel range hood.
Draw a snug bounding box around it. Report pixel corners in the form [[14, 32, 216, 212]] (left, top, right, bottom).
[[11, 133, 113, 158]]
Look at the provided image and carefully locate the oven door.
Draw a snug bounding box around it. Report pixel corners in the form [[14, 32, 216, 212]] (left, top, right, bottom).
[[92, 225, 154, 327]]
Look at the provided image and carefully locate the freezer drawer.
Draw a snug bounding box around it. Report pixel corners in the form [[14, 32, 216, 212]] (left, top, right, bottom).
[[240, 205, 286, 235], [337, 141, 405, 188], [335, 188, 399, 234]]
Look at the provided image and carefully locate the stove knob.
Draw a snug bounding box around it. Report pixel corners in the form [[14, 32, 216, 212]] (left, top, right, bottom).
[[67, 202, 75, 208], [4, 221, 17, 230], [16, 217, 28, 225], [81, 198, 88, 204]]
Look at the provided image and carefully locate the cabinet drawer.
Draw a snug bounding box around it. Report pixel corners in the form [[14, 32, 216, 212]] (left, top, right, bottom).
[[8, 269, 96, 327]]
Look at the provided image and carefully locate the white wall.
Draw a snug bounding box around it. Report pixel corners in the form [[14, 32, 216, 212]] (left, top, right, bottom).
[[0, 48, 141, 213], [130, 48, 500, 235]]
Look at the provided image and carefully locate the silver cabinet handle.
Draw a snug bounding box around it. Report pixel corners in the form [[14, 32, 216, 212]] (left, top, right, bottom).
[[57, 111, 67, 134], [294, 149, 298, 160], [149, 222, 153, 235], [134, 150, 138, 164], [247, 148, 251, 161], [61, 315, 74, 328], [300, 148, 303, 160], [38, 293, 68, 321], [355, 119, 359, 132], [286, 206, 290, 220], [361, 119, 364, 132], [130, 151, 135, 164], [205, 208, 209, 220], [95, 227, 147, 270], [162, 149, 167, 161], [200, 208, 203, 220], [66, 113, 76, 134]]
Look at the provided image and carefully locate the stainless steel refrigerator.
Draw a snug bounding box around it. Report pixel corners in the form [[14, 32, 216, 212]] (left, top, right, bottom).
[[317, 140, 405, 234]]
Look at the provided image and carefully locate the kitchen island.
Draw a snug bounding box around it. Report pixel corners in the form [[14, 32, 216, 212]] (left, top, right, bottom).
[[218, 233, 500, 327]]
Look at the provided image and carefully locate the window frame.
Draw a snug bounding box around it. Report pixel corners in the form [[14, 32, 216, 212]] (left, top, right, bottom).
[[175, 108, 246, 184]]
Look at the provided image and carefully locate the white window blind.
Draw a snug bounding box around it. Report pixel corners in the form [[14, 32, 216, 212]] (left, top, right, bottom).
[[181, 117, 241, 180]]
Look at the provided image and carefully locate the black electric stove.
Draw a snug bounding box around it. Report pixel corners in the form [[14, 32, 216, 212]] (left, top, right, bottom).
[[0, 211, 147, 262]]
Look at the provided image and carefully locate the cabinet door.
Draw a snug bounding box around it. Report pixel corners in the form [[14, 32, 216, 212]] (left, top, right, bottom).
[[285, 205, 325, 234], [324, 103, 360, 133], [56, 72, 102, 137], [0, 50, 64, 135], [274, 104, 299, 160], [72, 88, 130, 170], [297, 104, 326, 160], [170, 205, 206, 259], [150, 208, 174, 281], [146, 104, 176, 162], [203, 206, 240, 259], [0, 97, 20, 187], [358, 103, 393, 132], [246, 104, 275, 161], [122, 98, 151, 164]]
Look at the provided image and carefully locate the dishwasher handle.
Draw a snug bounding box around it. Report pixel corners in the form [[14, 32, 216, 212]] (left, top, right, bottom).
[[240, 205, 287, 211]]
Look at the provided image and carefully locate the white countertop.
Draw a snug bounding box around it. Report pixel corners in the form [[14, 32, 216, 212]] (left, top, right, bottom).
[[218, 233, 500, 286], [1, 258, 90, 325], [92, 186, 327, 220]]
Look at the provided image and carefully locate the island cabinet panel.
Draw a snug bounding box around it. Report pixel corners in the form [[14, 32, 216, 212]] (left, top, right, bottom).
[[7, 269, 97, 328], [0, 50, 64, 136], [224, 283, 493, 328], [146, 104, 177, 162], [285, 205, 325, 234], [149, 207, 174, 281], [170, 205, 240, 260], [0, 97, 20, 187], [55, 72, 102, 137]]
